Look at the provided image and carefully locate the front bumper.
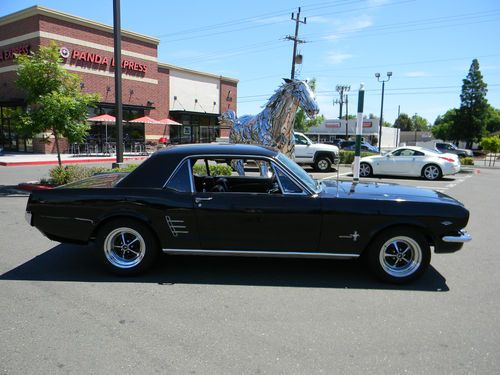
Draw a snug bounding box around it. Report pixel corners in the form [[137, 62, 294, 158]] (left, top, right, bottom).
[[442, 229, 472, 243]]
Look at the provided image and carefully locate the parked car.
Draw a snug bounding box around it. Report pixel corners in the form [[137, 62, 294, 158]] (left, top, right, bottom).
[[25, 143, 471, 284], [435, 142, 473, 157], [356, 146, 461, 180], [342, 142, 380, 153], [293, 132, 340, 172]]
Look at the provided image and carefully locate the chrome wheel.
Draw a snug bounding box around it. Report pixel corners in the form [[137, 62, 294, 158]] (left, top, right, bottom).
[[423, 165, 441, 180], [379, 236, 422, 278], [359, 163, 372, 177], [103, 227, 146, 269]]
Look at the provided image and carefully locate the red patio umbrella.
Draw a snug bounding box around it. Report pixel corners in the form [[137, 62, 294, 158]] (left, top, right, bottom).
[[129, 115, 164, 124], [87, 114, 116, 141], [159, 118, 182, 126]]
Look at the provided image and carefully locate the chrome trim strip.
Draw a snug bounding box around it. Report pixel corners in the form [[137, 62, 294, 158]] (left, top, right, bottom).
[[442, 229, 472, 243], [74, 217, 94, 224], [162, 248, 359, 259]]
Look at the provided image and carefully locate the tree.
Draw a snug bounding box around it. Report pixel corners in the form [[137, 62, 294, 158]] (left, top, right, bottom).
[[412, 114, 429, 131], [432, 109, 457, 141], [15, 41, 99, 165], [454, 59, 488, 147], [394, 113, 413, 131], [294, 78, 325, 132], [485, 105, 500, 134], [480, 135, 500, 166]]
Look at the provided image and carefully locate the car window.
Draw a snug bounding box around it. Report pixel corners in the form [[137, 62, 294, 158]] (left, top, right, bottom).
[[294, 134, 309, 145], [273, 165, 304, 194], [165, 160, 192, 192], [276, 153, 317, 193]]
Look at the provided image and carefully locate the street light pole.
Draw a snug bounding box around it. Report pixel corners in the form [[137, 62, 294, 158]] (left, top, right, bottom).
[[113, 0, 123, 166], [375, 72, 392, 153]]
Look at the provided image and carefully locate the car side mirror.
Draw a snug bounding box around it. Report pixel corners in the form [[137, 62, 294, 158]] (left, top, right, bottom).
[[386, 153, 391, 158]]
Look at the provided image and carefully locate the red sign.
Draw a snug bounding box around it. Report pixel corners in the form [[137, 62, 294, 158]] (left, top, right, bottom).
[[363, 121, 372, 128], [325, 122, 341, 128], [60, 47, 147, 73], [0, 43, 30, 62]]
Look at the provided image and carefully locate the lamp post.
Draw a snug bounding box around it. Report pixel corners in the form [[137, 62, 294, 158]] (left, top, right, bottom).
[[375, 72, 392, 153]]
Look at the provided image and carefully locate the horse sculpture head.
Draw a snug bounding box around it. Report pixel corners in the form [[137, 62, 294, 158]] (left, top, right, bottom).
[[283, 79, 320, 119]]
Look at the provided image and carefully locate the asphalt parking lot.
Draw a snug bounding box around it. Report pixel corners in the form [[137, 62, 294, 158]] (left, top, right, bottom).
[[1, 164, 499, 374]]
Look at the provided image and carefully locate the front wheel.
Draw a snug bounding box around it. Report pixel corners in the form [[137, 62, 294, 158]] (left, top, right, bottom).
[[313, 156, 332, 172], [422, 164, 442, 180], [96, 219, 159, 275], [365, 227, 431, 284]]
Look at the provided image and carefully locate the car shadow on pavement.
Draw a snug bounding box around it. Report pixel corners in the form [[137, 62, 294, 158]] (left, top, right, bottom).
[[1, 243, 449, 292]]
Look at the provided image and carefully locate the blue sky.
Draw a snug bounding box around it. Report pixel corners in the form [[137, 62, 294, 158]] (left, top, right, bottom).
[[2, 0, 499, 124]]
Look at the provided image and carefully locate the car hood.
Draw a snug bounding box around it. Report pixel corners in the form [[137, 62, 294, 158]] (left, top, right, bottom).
[[319, 180, 463, 205]]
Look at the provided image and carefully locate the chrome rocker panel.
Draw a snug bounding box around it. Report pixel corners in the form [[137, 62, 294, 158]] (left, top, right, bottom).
[[162, 248, 359, 259]]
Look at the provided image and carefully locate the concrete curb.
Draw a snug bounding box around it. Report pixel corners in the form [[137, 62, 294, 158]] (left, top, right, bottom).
[[0, 155, 148, 167]]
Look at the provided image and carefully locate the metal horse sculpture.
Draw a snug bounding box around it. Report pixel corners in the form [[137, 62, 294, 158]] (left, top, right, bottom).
[[220, 79, 319, 175]]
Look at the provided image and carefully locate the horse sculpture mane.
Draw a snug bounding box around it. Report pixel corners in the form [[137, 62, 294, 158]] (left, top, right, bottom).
[[221, 79, 319, 159]]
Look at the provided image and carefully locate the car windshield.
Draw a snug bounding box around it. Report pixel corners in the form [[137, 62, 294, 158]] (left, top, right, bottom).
[[276, 153, 319, 193]]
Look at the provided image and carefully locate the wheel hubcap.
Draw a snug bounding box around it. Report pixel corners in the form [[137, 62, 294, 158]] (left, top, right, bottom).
[[379, 236, 422, 278], [360, 164, 370, 176], [104, 227, 146, 269], [424, 166, 439, 179], [318, 160, 329, 170]]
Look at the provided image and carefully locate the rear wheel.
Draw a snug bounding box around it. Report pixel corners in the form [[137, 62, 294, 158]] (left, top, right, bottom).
[[365, 227, 431, 284], [359, 162, 373, 177], [313, 156, 332, 172], [422, 164, 442, 180], [96, 219, 159, 275]]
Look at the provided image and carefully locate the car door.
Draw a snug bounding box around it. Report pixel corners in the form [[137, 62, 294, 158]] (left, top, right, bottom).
[[294, 133, 314, 163], [193, 159, 322, 253], [379, 149, 417, 175]]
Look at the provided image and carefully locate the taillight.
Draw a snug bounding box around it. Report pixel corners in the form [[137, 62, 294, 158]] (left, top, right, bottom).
[[440, 156, 455, 163]]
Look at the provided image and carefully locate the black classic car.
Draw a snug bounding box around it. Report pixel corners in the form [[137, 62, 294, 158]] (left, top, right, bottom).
[[25, 144, 471, 283]]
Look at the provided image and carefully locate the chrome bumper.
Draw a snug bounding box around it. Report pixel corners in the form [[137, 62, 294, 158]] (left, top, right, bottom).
[[442, 229, 471, 243]]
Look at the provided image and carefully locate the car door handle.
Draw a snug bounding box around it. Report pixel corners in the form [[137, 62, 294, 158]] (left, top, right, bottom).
[[195, 197, 213, 204]]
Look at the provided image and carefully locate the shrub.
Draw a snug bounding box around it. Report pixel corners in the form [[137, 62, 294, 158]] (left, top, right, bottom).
[[193, 163, 233, 176], [460, 157, 474, 166], [48, 165, 107, 185], [339, 151, 377, 164], [112, 163, 139, 173]]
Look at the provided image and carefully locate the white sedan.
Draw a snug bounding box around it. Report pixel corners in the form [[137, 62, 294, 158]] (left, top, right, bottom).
[[356, 146, 461, 180]]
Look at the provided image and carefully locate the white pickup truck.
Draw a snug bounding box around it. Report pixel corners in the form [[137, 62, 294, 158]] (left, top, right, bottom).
[[294, 132, 340, 172]]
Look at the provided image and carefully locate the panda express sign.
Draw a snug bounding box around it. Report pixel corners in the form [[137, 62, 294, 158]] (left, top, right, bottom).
[[60, 46, 148, 73]]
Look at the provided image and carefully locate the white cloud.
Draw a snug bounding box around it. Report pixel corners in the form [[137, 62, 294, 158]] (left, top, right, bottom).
[[307, 16, 329, 24], [254, 16, 290, 24], [404, 71, 430, 77], [323, 15, 373, 41], [327, 51, 353, 64]]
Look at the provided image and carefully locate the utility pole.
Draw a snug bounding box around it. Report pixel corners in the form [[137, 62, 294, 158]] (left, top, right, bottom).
[[335, 85, 350, 139], [285, 7, 306, 79], [345, 94, 349, 140]]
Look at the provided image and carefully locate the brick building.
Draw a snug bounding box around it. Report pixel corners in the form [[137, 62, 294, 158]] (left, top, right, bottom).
[[0, 6, 238, 153]]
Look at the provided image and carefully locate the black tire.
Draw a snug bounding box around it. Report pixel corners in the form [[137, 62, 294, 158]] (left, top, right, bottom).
[[422, 164, 442, 180], [359, 162, 373, 177], [365, 227, 431, 284], [313, 155, 332, 172], [96, 218, 159, 275]]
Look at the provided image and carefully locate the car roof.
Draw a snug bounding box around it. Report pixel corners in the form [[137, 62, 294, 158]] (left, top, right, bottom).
[[155, 143, 278, 158], [118, 143, 278, 188]]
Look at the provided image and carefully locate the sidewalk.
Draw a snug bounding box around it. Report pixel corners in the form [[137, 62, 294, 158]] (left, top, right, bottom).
[[0, 152, 148, 167]]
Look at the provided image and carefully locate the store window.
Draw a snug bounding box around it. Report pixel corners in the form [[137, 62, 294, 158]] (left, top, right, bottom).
[[0, 105, 33, 152]]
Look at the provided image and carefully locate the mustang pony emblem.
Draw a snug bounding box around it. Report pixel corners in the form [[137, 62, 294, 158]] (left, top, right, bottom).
[[339, 231, 360, 242]]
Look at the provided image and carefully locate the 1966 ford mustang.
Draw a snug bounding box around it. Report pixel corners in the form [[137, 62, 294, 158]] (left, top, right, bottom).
[[25, 144, 471, 283]]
